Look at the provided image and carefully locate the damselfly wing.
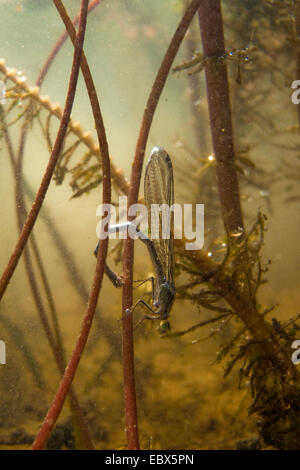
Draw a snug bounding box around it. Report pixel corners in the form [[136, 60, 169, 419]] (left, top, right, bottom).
[[94, 146, 176, 334], [143, 147, 176, 334]]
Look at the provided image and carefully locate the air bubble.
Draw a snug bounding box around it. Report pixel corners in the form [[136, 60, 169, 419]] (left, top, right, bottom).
[[0, 80, 6, 104], [231, 226, 244, 237]]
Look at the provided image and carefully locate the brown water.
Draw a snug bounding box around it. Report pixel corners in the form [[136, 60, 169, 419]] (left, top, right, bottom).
[[0, 0, 299, 450]]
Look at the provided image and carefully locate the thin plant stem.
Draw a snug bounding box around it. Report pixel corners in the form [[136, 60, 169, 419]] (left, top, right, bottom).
[[122, 0, 203, 450], [15, 0, 99, 358], [20, 122, 120, 358], [0, 59, 129, 195], [8, 0, 103, 369], [52, 0, 140, 450], [29, 235, 66, 360], [52, 0, 110, 171], [31, 0, 111, 449], [36, 0, 103, 88], [0, 107, 93, 449], [0, 0, 87, 300], [2, 0, 94, 447], [0, 307, 46, 389]]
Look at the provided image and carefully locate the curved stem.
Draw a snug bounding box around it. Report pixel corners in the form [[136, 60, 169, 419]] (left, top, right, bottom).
[[32, 0, 111, 449], [122, 0, 203, 450], [36, 0, 103, 88], [52, 0, 109, 167], [0, 106, 93, 449], [0, 0, 87, 300]]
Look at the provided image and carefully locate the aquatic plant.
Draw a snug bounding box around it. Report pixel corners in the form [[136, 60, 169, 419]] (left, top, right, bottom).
[[0, 0, 300, 450]]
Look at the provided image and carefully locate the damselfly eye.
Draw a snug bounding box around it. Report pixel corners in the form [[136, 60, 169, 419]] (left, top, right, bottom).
[[159, 320, 170, 335]]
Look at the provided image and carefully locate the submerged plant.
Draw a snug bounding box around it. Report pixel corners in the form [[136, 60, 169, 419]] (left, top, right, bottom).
[[0, 0, 300, 451]]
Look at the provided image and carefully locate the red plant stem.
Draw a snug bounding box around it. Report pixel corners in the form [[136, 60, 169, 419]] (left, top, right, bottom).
[[31, 0, 111, 449], [11, 0, 102, 357], [52, 0, 109, 165], [31, 235, 110, 450], [0, 1, 88, 301], [5, 1, 103, 447], [15, 0, 108, 357], [17, 129, 93, 449], [198, 0, 244, 238], [3, 0, 92, 448], [122, 0, 203, 450], [36, 0, 103, 88]]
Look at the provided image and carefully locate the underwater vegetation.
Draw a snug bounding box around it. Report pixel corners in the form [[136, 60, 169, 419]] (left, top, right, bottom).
[[0, 0, 300, 450]]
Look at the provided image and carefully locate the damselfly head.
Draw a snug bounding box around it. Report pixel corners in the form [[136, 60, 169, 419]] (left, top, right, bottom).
[[159, 320, 170, 335]]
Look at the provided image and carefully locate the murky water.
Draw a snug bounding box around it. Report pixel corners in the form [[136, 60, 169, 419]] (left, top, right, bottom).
[[0, 0, 299, 450]]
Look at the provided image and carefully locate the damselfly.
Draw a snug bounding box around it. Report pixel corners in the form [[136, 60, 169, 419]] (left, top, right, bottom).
[[94, 147, 176, 335]]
